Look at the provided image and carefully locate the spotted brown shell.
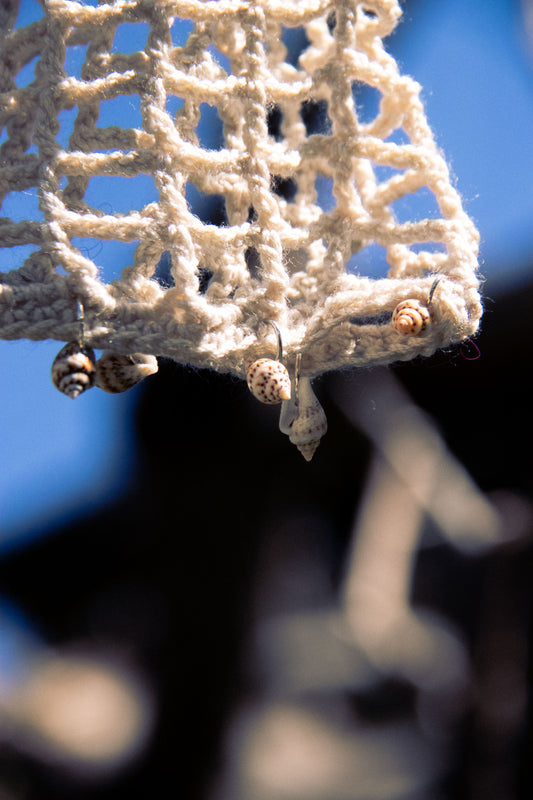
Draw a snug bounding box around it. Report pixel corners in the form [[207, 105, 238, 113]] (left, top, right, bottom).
[[247, 358, 291, 404]]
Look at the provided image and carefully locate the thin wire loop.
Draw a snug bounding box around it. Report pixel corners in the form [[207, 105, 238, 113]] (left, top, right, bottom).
[[270, 321, 283, 362], [75, 300, 86, 345], [294, 352, 302, 402], [428, 278, 440, 305]]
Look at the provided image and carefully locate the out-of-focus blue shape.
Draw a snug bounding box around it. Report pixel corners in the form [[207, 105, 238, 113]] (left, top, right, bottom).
[[0, 340, 138, 554]]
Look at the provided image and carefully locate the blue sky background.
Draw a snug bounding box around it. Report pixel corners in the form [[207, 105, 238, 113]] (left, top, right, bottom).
[[1, 0, 533, 551]]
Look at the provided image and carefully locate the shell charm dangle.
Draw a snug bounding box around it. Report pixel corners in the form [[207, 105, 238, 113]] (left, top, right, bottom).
[[279, 374, 327, 461], [51, 341, 96, 399], [95, 352, 158, 393], [392, 299, 430, 336], [247, 323, 291, 405], [247, 358, 291, 404]]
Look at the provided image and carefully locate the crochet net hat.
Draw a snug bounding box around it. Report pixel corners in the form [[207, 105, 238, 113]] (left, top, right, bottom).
[[0, 0, 481, 379]]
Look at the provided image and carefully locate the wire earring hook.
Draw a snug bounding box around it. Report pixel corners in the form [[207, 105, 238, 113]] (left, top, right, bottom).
[[294, 352, 302, 403], [270, 321, 283, 362], [428, 278, 440, 305], [75, 299, 86, 345]]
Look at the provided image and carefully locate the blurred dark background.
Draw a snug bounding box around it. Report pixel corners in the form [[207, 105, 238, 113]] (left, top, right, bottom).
[[0, 277, 532, 799]]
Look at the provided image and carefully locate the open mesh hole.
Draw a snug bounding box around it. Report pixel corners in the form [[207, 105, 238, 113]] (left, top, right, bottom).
[[153, 251, 173, 289], [71, 237, 140, 283], [14, 55, 40, 89], [347, 241, 390, 280], [301, 100, 331, 136], [1, 188, 42, 223], [385, 127, 412, 146], [281, 27, 310, 68], [353, 83, 383, 125], [64, 43, 91, 81], [0, 244, 41, 273], [14, 2, 44, 26], [272, 176, 298, 203], [55, 107, 78, 151], [185, 184, 228, 227], [315, 175, 335, 212], [165, 95, 185, 119], [169, 18, 195, 48], [196, 266, 214, 295], [97, 94, 143, 132], [410, 242, 447, 255], [374, 164, 405, 184], [112, 22, 150, 54], [196, 104, 225, 151], [389, 186, 443, 224], [267, 106, 283, 141], [83, 174, 158, 215]]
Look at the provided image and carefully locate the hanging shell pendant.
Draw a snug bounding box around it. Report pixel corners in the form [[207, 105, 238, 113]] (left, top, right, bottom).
[[51, 341, 96, 399], [279, 376, 327, 461], [392, 299, 430, 335], [247, 358, 291, 404], [95, 352, 158, 393]]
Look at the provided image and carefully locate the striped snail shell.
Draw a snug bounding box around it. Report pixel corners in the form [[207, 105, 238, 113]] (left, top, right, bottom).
[[95, 352, 158, 393], [51, 341, 96, 399], [247, 358, 291, 404], [392, 299, 430, 335], [279, 376, 327, 461]]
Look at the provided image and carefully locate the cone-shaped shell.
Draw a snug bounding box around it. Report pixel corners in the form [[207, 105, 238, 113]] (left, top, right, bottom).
[[51, 342, 96, 399], [247, 358, 291, 404], [280, 376, 327, 461], [392, 299, 430, 335], [95, 352, 158, 393]]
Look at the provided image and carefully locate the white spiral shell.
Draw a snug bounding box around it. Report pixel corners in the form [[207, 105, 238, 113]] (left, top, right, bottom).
[[247, 358, 291, 404], [392, 299, 430, 335], [279, 376, 327, 461], [51, 341, 96, 399], [95, 352, 158, 393]]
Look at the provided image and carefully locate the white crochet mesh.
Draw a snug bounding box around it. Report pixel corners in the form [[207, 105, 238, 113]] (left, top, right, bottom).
[[0, 0, 481, 378]]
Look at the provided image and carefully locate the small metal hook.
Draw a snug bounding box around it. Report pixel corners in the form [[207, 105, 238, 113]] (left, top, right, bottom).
[[75, 299, 86, 345], [294, 352, 302, 403], [428, 278, 440, 305], [270, 321, 283, 362]]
